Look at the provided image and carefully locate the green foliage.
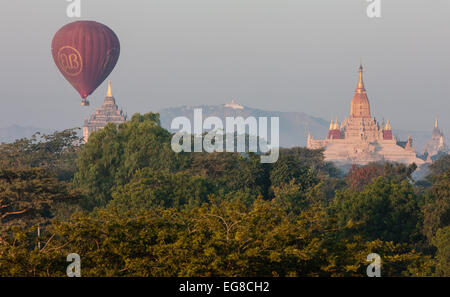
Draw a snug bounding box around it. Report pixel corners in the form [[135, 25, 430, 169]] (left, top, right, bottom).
[[74, 113, 183, 208], [0, 129, 81, 181], [269, 149, 320, 196], [187, 152, 270, 197], [0, 194, 429, 277], [0, 168, 82, 231], [332, 177, 421, 243], [422, 171, 450, 241], [275, 147, 338, 178], [319, 236, 433, 277], [432, 226, 450, 276], [0, 227, 68, 277], [382, 162, 417, 182], [108, 168, 213, 212], [0, 120, 446, 277], [427, 154, 450, 180]]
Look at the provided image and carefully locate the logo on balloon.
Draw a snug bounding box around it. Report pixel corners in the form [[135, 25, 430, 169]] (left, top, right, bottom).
[[57, 46, 83, 76]]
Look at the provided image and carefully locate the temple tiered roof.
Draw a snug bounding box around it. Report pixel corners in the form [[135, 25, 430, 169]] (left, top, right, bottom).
[[83, 81, 127, 142]]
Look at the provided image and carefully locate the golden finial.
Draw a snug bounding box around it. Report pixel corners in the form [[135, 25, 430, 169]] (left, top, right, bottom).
[[356, 64, 365, 93], [107, 80, 113, 97], [385, 119, 391, 130], [435, 116, 438, 129]]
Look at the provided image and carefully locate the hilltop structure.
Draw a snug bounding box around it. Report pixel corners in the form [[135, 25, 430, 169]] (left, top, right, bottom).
[[307, 65, 424, 165], [82, 81, 127, 142], [224, 99, 244, 110], [422, 116, 447, 161]]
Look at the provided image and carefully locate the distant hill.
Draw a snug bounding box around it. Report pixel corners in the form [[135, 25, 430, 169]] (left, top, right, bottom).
[[158, 104, 439, 152], [0, 125, 52, 144], [159, 104, 329, 148]]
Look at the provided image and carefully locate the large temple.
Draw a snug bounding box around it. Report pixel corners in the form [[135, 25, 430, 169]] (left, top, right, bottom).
[[83, 81, 127, 142], [307, 65, 425, 166]]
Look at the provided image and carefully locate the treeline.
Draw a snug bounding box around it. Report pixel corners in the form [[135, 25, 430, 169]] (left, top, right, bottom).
[[0, 113, 448, 277]]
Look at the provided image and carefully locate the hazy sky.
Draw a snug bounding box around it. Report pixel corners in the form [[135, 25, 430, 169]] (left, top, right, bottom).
[[0, 0, 449, 133]]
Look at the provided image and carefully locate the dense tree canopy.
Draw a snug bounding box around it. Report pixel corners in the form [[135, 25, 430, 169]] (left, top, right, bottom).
[[0, 129, 81, 181], [332, 177, 422, 243], [74, 113, 184, 208], [108, 168, 213, 212], [427, 154, 450, 178], [0, 168, 81, 231], [0, 113, 448, 277], [422, 172, 450, 241]]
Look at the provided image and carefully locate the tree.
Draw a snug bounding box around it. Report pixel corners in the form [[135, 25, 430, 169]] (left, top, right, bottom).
[[108, 168, 213, 212], [270, 150, 319, 191], [346, 163, 384, 191], [0, 168, 82, 230], [276, 147, 339, 177], [320, 236, 434, 277], [0, 129, 81, 181], [186, 152, 271, 197], [422, 172, 450, 241], [74, 113, 184, 208], [382, 162, 417, 182], [432, 226, 450, 276], [427, 154, 450, 180], [332, 177, 422, 243], [0, 190, 432, 277]]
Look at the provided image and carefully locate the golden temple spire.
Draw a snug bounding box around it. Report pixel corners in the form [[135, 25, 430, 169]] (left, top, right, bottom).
[[350, 64, 371, 118], [334, 117, 339, 130], [329, 119, 334, 130], [435, 116, 438, 129], [385, 119, 391, 130], [107, 80, 113, 97], [356, 64, 365, 93]]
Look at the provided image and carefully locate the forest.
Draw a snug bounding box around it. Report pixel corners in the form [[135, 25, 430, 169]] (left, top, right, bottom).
[[0, 113, 448, 277]]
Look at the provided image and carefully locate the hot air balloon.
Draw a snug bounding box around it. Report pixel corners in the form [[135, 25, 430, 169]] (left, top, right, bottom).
[[51, 21, 120, 106]]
